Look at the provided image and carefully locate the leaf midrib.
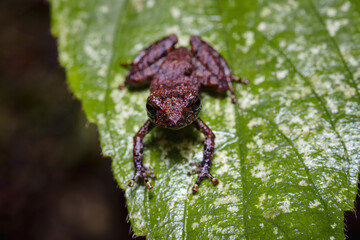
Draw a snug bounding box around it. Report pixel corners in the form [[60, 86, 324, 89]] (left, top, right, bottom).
[[213, 0, 250, 238]]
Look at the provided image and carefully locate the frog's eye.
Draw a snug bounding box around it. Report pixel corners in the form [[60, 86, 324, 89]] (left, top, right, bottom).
[[184, 66, 193, 76], [146, 103, 155, 112], [192, 97, 201, 109]]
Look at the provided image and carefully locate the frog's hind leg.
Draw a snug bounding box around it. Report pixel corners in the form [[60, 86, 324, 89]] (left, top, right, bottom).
[[124, 57, 166, 87], [190, 118, 218, 192], [190, 35, 248, 103], [123, 34, 178, 87]]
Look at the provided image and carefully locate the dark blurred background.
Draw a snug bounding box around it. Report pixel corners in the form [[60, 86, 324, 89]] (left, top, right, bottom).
[[0, 0, 135, 239], [0, 0, 358, 239]]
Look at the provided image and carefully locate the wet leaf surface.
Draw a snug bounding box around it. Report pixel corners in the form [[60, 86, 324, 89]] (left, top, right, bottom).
[[51, 0, 360, 238]]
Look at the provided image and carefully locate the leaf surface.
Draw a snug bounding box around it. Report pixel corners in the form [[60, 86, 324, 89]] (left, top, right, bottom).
[[51, 0, 360, 238]]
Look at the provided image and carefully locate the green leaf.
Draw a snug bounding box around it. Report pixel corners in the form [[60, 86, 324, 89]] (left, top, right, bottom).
[[51, 0, 360, 238]]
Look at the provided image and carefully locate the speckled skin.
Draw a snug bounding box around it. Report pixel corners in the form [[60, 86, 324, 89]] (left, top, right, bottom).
[[124, 34, 248, 192], [147, 47, 201, 129]]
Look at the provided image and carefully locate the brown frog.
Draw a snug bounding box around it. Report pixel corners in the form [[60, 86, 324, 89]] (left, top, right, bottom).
[[122, 34, 248, 192]]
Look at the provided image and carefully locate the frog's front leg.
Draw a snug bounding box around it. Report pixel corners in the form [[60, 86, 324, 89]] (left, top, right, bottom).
[[128, 120, 156, 190], [191, 118, 218, 192]]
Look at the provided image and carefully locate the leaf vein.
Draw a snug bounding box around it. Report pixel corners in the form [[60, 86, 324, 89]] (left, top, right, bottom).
[[259, 31, 353, 202], [308, 0, 360, 104]]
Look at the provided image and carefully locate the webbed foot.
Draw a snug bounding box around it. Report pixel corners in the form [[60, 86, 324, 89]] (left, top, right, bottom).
[[128, 166, 156, 190]]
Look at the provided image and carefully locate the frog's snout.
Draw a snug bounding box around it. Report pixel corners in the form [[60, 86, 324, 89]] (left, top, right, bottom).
[[168, 113, 182, 126]]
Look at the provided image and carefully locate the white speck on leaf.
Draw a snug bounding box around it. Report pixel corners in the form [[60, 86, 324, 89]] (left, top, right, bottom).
[[99, 5, 109, 13], [180, 188, 187, 195], [264, 143, 277, 152], [260, 7, 271, 17], [250, 161, 272, 182], [257, 22, 267, 31], [256, 193, 266, 209], [192, 222, 199, 229], [276, 70, 289, 79], [348, 55, 358, 66], [214, 195, 240, 206], [133, 43, 144, 52], [171, 7, 181, 19], [279, 198, 292, 213], [200, 215, 213, 222], [146, 0, 155, 8], [97, 113, 106, 125], [340, 2, 351, 12], [299, 180, 308, 186], [275, 178, 283, 183], [309, 199, 321, 208], [325, 97, 338, 113], [243, 31, 255, 48], [247, 118, 265, 129], [326, 19, 349, 36], [254, 76, 265, 85], [98, 93, 105, 101], [131, 0, 145, 12], [326, 8, 337, 17], [84, 45, 99, 61], [111, 74, 124, 88], [227, 206, 239, 212], [216, 162, 230, 175]]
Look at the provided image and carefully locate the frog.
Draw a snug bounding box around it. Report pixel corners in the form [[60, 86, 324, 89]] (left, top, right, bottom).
[[122, 34, 248, 192]]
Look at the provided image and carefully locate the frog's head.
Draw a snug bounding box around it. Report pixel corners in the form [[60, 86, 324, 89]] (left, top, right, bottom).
[[146, 90, 201, 129]]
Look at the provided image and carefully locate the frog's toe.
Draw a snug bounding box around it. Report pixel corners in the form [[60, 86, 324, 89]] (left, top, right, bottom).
[[144, 168, 157, 179], [232, 75, 249, 85], [211, 177, 219, 185], [128, 166, 156, 189], [188, 162, 203, 175], [187, 167, 201, 176], [128, 179, 135, 187], [192, 184, 199, 192], [191, 168, 219, 192], [146, 181, 154, 190], [190, 162, 202, 167]]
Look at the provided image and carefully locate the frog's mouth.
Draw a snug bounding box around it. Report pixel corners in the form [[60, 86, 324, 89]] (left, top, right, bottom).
[[154, 120, 188, 130], [151, 117, 197, 130], [161, 124, 187, 130]]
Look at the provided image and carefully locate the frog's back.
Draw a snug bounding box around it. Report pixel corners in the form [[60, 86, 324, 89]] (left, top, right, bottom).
[[150, 47, 200, 93]]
